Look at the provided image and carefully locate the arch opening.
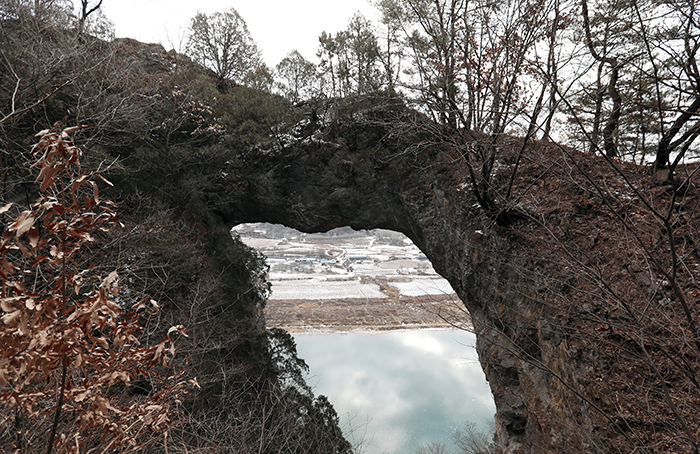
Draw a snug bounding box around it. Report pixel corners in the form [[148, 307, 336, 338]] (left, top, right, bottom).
[[233, 223, 496, 454], [233, 222, 467, 332]]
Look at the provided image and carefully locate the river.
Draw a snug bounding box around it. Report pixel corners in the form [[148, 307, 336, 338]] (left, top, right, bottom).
[[294, 329, 496, 454]]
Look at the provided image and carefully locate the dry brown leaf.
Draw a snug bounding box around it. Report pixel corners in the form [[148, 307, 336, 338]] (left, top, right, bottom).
[[1, 310, 21, 325], [0, 258, 15, 278], [18, 310, 28, 336], [10, 211, 35, 238], [91, 180, 99, 203], [17, 241, 30, 258], [95, 173, 113, 187], [37, 165, 60, 192], [27, 227, 39, 248], [63, 125, 88, 135], [70, 174, 89, 193], [0, 125, 190, 451], [1, 296, 22, 312], [74, 388, 89, 403], [101, 270, 119, 293], [153, 343, 165, 361], [167, 325, 187, 337], [96, 337, 109, 349]]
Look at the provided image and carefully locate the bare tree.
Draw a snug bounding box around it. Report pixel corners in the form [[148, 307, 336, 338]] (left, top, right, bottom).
[[276, 50, 318, 102], [650, 0, 700, 170], [377, 0, 556, 225], [185, 8, 261, 89], [76, 0, 101, 40], [580, 0, 622, 158], [317, 13, 383, 97]]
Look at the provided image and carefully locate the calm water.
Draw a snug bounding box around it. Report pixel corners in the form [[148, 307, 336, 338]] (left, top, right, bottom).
[[293, 329, 496, 454]]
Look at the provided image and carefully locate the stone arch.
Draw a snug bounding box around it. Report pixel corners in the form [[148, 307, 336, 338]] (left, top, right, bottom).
[[202, 98, 680, 453], [202, 101, 549, 454]]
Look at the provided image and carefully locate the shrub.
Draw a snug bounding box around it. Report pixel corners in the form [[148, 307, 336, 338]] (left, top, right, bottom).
[[0, 124, 193, 453]]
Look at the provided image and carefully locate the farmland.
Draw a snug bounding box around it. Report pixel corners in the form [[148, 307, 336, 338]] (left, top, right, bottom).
[[234, 224, 467, 332]]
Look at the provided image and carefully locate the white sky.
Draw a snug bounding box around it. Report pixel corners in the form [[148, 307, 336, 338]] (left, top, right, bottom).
[[100, 0, 379, 67]]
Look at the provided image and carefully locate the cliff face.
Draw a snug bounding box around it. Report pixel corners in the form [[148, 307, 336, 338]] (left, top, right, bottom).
[[209, 99, 700, 453]]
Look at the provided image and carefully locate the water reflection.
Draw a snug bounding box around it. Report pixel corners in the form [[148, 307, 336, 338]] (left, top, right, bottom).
[[293, 329, 496, 454]]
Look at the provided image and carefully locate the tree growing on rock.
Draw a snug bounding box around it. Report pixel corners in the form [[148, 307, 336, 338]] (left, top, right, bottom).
[[317, 13, 383, 97], [185, 8, 262, 89], [276, 50, 319, 102]]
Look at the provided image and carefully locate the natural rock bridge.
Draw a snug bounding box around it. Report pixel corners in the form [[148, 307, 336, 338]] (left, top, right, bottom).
[[201, 98, 699, 454]]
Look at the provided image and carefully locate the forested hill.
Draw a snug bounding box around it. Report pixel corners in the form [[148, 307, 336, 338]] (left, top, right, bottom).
[[2, 1, 700, 453]]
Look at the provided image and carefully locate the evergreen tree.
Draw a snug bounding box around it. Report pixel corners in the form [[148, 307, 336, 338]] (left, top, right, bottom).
[[317, 13, 383, 97]]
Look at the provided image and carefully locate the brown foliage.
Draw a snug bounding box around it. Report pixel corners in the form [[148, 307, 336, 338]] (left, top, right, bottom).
[[0, 124, 193, 453]]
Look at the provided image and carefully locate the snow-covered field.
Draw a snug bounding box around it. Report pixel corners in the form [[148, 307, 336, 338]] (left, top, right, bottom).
[[234, 223, 456, 301], [268, 279, 388, 300], [388, 278, 455, 297]]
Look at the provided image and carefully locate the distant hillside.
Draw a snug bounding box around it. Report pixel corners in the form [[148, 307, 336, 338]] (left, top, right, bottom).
[[234, 222, 410, 243]]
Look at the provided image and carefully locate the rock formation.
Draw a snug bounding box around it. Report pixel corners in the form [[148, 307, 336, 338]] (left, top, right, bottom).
[[207, 98, 700, 454]]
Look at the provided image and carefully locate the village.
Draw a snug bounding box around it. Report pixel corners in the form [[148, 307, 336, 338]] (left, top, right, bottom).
[[233, 223, 469, 332]]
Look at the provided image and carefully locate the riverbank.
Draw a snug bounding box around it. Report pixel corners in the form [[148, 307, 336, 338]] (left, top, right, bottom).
[[265, 293, 471, 333]]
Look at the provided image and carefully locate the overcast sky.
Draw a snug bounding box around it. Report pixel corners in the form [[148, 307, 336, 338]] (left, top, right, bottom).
[[100, 0, 379, 67]]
